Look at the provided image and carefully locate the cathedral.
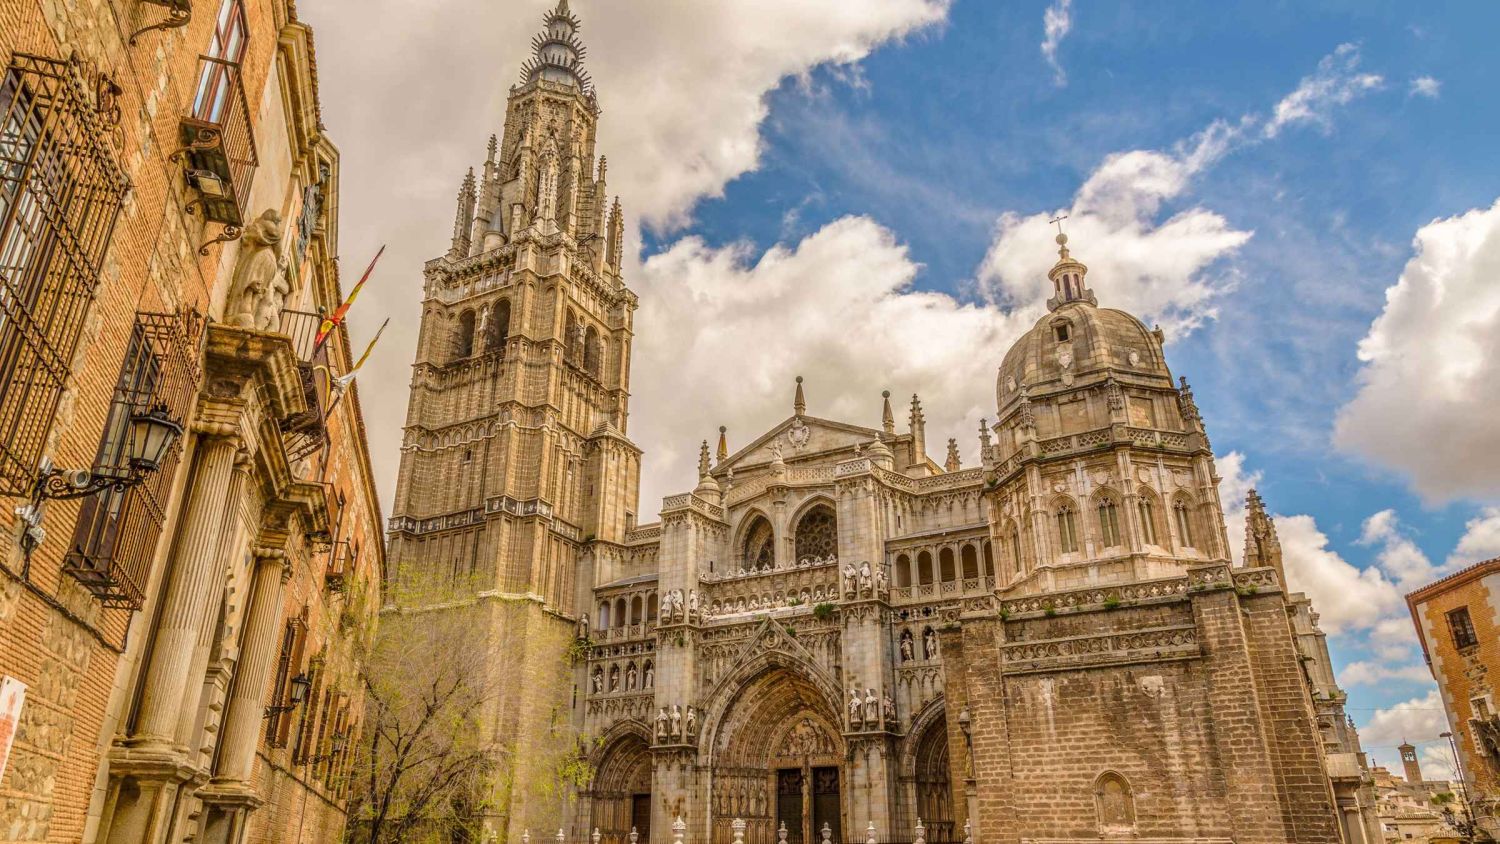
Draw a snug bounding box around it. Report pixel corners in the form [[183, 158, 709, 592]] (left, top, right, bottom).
[[386, 3, 1382, 843]]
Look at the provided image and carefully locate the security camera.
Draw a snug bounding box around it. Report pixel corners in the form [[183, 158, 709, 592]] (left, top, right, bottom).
[[64, 469, 92, 490]]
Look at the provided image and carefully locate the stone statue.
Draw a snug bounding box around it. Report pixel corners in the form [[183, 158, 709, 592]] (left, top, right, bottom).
[[670, 704, 683, 738], [843, 563, 858, 598], [226, 209, 288, 331], [900, 630, 915, 662], [685, 705, 697, 738], [883, 693, 896, 726], [644, 664, 655, 688], [656, 707, 670, 741], [864, 688, 879, 726], [579, 613, 590, 639], [849, 689, 863, 726], [609, 666, 620, 691], [874, 564, 887, 593], [591, 668, 603, 694], [688, 590, 699, 618], [924, 628, 939, 660], [626, 663, 637, 690], [858, 561, 873, 596]]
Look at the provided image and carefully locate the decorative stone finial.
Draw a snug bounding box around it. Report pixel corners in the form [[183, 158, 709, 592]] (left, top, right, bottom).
[[822, 824, 833, 844], [630, 829, 639, 844], [978, 417, 992, 452], [963, 819, 973, 844], [717, 425, 729, 463], [794, 375, 806, 416], [593, 829, 602, 844], [556, 830, 565, 844], [672, 816, 687, 844], [1244, 488, 1285, 583], [945, 439, 961, 473], [915, 817, 927, 844], [882, 390, 895, 434], [1178, 376, 1201, 425], [698, 440, 711, 478], [866, 820, 878, 844], [733, 818, 747, 844]]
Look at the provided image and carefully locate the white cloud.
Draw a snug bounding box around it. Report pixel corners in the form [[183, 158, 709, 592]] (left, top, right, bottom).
[[1359, 689, 1458, 781], [1334, 197, 1500, 502], [1449, 507, 1500, 568], [1041, 0, 1073, 86], [1410, 76, 1442, 98], [978, 122, 1253, 339], [632, 216, 1032, 506], [1339, 660, 1434, 687], [1264, 43, 1384, 137], [1359, 509, 1441, 590]]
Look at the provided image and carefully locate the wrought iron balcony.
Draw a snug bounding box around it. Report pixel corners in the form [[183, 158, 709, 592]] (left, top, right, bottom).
[[174, 55, 258, 249], [277, 309, 330, 464]]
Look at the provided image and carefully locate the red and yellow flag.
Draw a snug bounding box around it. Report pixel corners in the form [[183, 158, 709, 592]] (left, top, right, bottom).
[[315, 244, 385, 349]]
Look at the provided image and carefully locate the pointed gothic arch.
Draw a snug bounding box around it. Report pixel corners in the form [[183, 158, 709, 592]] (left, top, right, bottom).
[[792, 500, 838, 563], [588, 722, 654, 844], [1136, 486, 1164, 547], [1091, 488, 1123, 550], [584, 324, 603, 377], [485, 298, 510, 354], [740, 511, 775, 571], [454, 309, 476, 360]]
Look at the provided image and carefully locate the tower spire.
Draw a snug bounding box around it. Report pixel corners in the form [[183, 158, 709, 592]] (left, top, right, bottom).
[[1243, 489, 1286, 586], [794, 376, 806, 416], [944, 439, 961, 473], [520, 0, 592, 93], [881, 390, 894, 435], [717, 426, 728, 464], [450, 168, 476, 258]]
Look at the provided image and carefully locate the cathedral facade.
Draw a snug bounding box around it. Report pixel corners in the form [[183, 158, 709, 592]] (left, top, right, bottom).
[[386, 4, 1381, 843]]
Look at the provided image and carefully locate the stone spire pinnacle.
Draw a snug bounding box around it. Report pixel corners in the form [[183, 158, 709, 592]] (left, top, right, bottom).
[[944, 439, 961, 473], [794, 376, 806, 416], [520, 0, 592, 93], [698, 440, 711, 478], [717, 426, 728, 464], [882, 390, 894, 435], [1046, 232, 1097, 311], [909, 394, 927, 466], [450, 167, 476, 257], [1243, 488, 1286, 585]]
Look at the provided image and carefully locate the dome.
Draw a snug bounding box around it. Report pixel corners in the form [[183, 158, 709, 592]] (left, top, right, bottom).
[[995, 302, 1172, 410]]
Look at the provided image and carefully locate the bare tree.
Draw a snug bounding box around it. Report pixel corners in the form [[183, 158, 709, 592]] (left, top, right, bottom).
[[347, 583, 500, 843]]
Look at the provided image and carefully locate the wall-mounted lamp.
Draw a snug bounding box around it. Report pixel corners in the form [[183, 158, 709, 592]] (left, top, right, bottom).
[[265, 672, 312, 718]]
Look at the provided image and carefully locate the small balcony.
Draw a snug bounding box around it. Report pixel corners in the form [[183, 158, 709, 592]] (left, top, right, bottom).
[[278, 309, 330, 464], [325, 540, 351, 593], [176, 55, 258, 231]]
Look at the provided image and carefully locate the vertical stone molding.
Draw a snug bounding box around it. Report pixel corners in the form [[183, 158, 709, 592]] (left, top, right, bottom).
[[211, 548, 288, 784], [131, 433, 241, 747]]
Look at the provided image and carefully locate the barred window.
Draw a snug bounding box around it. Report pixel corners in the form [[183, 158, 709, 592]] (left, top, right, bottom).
[[1450, 607, 1479, 651], [0, 54, 129, 496], [63, 312, 201, 608]]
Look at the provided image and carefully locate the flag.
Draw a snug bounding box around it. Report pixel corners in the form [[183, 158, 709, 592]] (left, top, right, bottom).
[[316, 244, 385, 349], [334, 317, 390, 390]]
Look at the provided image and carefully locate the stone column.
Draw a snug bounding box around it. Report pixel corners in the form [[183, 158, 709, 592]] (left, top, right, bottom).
[[196, 548, 286, 844], [98, 434, 242, 844], [132, 434, 240, 747]]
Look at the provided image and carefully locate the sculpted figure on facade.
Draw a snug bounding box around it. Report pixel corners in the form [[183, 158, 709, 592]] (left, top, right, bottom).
[[670, 705, 683, 740], [858, 561, 873, 596], [656, 707, 669, 743], [685, 705, 698, 739], [863, 688, 879, 727], [848, 689, 863, 728], [900, 630, 915, 662], [924, 628, 939, 660], [625, 663, 637, 691], [226, 209, 289, 331]]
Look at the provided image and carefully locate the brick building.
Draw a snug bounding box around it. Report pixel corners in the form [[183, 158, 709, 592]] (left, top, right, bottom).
[[384, 3, 1381, 843], [0, 2, 382, 843], [1408, 557, 1500, 838]]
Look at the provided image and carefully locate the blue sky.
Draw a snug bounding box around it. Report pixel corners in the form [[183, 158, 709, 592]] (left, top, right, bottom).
[[307, 0, 1500, 775]]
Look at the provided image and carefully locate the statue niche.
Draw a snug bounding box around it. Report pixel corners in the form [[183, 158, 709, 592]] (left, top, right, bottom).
[[226, 209, 291, 332]]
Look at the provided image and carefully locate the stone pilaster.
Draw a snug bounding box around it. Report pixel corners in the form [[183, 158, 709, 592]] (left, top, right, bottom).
[[196, 548, 289, 844]]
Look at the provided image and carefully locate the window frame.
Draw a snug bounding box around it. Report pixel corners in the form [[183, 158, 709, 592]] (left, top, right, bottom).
[[1449, 607, 1480, 651]]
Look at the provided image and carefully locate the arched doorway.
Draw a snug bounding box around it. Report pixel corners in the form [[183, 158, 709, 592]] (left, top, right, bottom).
[[902, 710, 956, 843], [707, 659, 844, 844], [590, 731, 653, 844]]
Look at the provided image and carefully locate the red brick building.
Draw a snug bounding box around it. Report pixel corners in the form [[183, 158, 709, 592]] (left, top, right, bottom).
[[0, 2, 382, 843]]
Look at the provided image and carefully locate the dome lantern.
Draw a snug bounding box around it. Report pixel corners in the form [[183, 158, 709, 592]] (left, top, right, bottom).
[[1045, 233, 1096, 312]]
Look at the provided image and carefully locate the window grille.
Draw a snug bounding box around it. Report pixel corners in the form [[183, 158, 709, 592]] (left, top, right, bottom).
[[1450, 607, 1479, 651], [63, 310, 202, 608], [0, 53, 130, 496]]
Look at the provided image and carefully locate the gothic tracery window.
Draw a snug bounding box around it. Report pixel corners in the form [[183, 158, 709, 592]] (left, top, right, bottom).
[[1056, 503, 1080, 554], [793, 504, 837, 563], [1138, 496, 1159, 545], [1174, 498, 1196, 548], [1097, 497, 1121, 548], [742, 515, 774, 571]]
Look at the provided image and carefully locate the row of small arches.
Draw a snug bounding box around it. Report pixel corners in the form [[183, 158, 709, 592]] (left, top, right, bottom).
[[1044, 487, 1200, 556], [893, 542, 995, 588], [564, 309, 606, 379], [450, 299, 510, 361], [596, 591, 659, 629]]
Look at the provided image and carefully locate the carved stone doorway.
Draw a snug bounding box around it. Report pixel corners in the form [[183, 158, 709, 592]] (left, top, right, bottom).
[[591, 732, 653, 844]]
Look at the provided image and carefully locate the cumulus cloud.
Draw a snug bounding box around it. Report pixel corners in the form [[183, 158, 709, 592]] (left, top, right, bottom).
[[1041, 0, 1073, 86], [1264, 43, 1384, 137], [1334, 197, 1500, 502], [1359, 509, 1442, 590], [978, 122, 1253, 338], [1449, 507, 1500, 568], [632, 216, 1031, 505], [1359, 689, 1458, 781], [1410, 76, 1442, 98], [1339, 661, 1434, 687]]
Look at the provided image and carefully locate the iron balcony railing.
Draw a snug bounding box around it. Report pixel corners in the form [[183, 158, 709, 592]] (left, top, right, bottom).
[[177, 54, 257, 227], [277, 308, 330, 463], [325, 539, 351, 593]]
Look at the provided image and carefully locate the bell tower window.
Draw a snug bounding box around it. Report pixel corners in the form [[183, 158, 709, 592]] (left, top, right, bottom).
[[1054, 323, 1071, 342]]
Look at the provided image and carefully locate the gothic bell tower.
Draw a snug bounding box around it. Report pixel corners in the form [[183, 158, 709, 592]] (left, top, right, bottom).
[[385, 5, 639, 833], [390, 0, 640, 603]]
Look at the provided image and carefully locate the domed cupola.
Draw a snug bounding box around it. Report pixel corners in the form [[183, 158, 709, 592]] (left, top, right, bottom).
[[1046, 232, 1096, 311], [996, 235, 1173, 412]]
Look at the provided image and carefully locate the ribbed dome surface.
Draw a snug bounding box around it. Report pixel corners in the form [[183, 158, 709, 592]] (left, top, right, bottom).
[[996, 300, 1172, 407]]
